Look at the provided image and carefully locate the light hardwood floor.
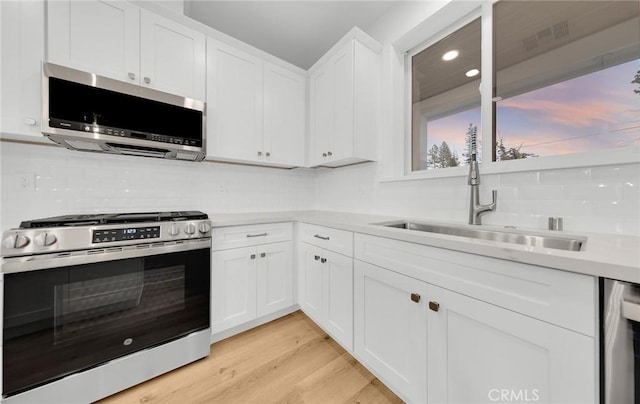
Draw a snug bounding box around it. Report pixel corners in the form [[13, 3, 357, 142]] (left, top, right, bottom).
[[97, 311, 403, 404]]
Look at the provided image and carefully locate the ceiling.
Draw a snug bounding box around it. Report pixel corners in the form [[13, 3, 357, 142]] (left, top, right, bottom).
[[184, 1, 397, 69]]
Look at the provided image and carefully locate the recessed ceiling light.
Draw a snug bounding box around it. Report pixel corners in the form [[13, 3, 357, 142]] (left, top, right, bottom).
[[442, 50, 459, 61], [465, 68, 480, 77]]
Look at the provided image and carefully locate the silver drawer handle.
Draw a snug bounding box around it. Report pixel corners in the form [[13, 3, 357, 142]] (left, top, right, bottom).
[[246, 233, 267, 238], [314, 234, 330, 241]]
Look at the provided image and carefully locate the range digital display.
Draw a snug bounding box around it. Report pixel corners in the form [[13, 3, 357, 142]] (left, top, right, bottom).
[[92, 226, 160, 243]]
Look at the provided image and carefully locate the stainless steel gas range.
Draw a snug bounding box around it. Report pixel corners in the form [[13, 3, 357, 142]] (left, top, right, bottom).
[[0, 211, 212, 403]]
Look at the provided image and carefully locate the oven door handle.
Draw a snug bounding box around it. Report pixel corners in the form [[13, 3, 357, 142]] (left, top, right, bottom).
[[622, 299, 640, 323], [1, 239, 211, 274]]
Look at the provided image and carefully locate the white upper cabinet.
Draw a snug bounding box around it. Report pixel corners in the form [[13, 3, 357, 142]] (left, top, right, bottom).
[[308, 27, 381, 168], [139, 10, 206, 100], [0, 0, 48, 140], [207, 40, 264, 163], [46, 0, 205, 100], [263, 63, 305, 167], [206, 38, 305, 168], [47, 1, 140, 83]]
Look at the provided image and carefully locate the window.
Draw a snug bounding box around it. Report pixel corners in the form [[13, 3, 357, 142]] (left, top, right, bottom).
[[411, 17, 481, 171], [410, 1, 640, 172]]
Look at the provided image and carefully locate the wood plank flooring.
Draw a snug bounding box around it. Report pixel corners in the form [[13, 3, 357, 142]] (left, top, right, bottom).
[[97, 311, 402, 404]]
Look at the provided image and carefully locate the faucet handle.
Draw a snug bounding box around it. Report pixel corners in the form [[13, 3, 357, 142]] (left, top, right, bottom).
[[490, 189, 498, 209]]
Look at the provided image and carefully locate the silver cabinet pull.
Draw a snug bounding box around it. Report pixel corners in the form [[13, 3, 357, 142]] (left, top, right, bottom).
[[314, 234, 330, 241], [143, 77, 151, 84], [429, 301, 440, 312], [128, 72, 136, 80], [327, 151, 333, 156], [314, 255, 320, 261], [320, 258, 327, 263], [410, 293, 421, 303], [246, 233, 267, 238], [260, 252, 266, 258], [250, 254, 256, 260]]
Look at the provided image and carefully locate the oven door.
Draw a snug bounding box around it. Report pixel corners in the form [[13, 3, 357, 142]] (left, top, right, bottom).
[[2, 240, 210, 398]]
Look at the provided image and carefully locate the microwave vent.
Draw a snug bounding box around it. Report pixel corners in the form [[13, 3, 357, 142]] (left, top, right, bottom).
[[63, 140, 106, 152], [176, 152, 199, 161]]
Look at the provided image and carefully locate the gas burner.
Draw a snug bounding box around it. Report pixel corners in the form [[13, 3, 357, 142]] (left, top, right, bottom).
[[19, 211, 208, 228]]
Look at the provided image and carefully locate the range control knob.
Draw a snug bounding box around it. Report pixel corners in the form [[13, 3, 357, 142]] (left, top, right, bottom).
[[2, 234, 17, 249], [34, 232, 57, 247], [2, 234, 30, 249], [198, 222, 212, 234], [184, 223, 196, 235], [168, 223, 180, 236]]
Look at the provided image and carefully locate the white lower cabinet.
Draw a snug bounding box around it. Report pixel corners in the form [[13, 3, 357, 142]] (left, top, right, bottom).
[[352, 233, 597, 404], [427, 284, 595, 404], [212, 241, 292, 334], [298, 242, 353, 351], [353, 260, 428, 404], [256, 242, 293, 317]]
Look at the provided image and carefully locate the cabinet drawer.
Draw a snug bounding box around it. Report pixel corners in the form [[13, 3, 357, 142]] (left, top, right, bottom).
[[299, 223, 353, 257], [212, 222, 292, 251], [355, 233, 596, 336]]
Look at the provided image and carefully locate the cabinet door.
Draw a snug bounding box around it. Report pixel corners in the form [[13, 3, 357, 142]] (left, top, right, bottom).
[[211, 246, 257, 333], [207, 39, 263, 162], [0, 0, 46, 139], [47, 0, 139, 84], [308, 66, 333, 166], [298, 243, 323, 322], [330, 41, 355, 163], [256, 241, 293, 317], [263, 63, 305, 166], [322, 250, 353, 352], [427, 284, 595, 404], [139, 10, 205, 100], [354, 260, 428, 404]]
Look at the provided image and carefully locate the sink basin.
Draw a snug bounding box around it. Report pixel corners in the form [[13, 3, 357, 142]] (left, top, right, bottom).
[[373, 221, 585, 252]]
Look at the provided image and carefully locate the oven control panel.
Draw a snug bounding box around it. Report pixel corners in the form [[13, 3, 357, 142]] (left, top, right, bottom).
[[92, 226, 161, 243]]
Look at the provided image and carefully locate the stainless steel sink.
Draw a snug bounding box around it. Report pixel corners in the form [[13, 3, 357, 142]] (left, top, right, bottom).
[[374, 221, 585, 251]]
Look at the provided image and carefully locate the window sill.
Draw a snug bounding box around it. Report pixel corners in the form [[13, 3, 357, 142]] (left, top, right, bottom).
[[380, 146, 640, 183]]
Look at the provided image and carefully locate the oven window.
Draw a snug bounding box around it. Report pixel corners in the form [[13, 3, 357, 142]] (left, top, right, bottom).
[[2, 248, 210, 397]]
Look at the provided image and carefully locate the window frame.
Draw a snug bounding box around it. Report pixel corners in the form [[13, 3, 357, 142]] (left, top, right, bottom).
[[396, 0, 640, 182]]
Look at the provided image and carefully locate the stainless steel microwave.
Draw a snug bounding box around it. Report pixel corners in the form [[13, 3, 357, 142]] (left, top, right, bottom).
[[42, 63, 206, 161]]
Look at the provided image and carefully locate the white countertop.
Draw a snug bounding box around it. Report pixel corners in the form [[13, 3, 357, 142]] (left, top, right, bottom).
[[208, 210, 640, 283]]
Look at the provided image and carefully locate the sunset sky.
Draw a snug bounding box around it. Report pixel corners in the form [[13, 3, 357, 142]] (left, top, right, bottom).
[[423, 59, 640, 163]]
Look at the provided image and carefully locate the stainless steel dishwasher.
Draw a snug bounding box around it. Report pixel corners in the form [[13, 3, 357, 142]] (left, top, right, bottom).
[[601, 278, 640, 404]]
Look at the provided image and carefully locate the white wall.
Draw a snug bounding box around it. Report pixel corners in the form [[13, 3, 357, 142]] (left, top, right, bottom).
[[0, 142, 315, 231]]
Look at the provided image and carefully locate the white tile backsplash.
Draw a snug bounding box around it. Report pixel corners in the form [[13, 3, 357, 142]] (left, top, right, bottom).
[[314, 161, 640, 236], [1, 141, 639, 236], [0, 142, 315, 232]]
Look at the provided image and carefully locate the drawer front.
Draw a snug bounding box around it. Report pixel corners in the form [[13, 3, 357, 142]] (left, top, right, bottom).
[[299, 223, 353, 257], [354, 233, 596, 336], [212, 222, 292, 251]]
